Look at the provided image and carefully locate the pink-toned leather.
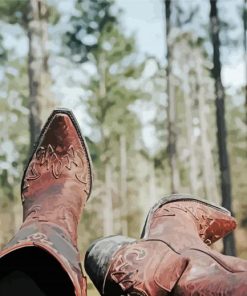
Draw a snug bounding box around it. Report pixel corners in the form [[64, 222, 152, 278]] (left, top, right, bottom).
[[145, 198, 237, 247], [173, 249, 247, 296], [104, 196, 246, 296], [22, 112, 91, 246], [105, 240, 188, 296], [0, 110, 92, 296], [146, 199, 247, 296]]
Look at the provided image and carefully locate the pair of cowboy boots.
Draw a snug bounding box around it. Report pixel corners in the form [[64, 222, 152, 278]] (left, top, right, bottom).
[[0, 109, 246, 295], [85, 195, 247, 295]]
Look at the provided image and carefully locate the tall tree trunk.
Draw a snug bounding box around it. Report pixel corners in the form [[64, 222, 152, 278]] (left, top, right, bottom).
[[183, 66, 199, 194], [98, 53, 114, 236], [196, 57, 219, 203], [103, 163, 114, 236], [165, 0, 180, 193], [27, 0, 53, 148], [119, 134, 128, 236], [210, 0, 236, 256]]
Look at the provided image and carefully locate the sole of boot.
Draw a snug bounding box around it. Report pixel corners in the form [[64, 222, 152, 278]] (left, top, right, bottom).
[[140, 193, 234, 240], [85, 235, 135, 296], [21, 108, 93, 200]]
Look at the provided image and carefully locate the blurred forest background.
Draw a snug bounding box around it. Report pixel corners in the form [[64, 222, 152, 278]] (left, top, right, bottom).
[[0, 0, 246, 294]]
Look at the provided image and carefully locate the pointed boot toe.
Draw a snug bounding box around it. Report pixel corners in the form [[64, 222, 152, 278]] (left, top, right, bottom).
[[85, 235, 134, 295], [141, 193, 236, 246], [0, 109, 92, 296]]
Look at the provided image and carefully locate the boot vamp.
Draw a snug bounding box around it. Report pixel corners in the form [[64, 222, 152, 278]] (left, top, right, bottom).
[[174, 249, 247, 296], [183, 248, 247, 273]]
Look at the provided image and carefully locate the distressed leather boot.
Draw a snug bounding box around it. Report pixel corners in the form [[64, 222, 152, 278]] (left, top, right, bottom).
[[143, 194, 247, 295], [85, 194, 239, 296], [0, 109, 92, 296]]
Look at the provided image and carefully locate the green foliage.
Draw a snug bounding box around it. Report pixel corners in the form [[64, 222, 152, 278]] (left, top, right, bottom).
[[0, 0, 28, 25], [64, 0, 116, 62], [66, 0, 145, 150], [0, 64, 29, 203], [86, 22, 146, 165], [0, 0, 59, 28]]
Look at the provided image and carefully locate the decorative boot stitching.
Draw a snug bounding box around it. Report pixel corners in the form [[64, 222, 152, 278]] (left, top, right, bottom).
[[110, 247, 147, 294], [23, 144, 88, 191], [155, 204, 215, 243]]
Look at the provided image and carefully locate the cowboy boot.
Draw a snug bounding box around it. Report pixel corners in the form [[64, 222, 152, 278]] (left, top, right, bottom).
[[139, 194, 247, 295], [85, 194, 239, 296], [0, 109, 92, 296], [145, 195, 246, 295]]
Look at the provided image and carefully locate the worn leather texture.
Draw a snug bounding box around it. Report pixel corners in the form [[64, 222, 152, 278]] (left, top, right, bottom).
[[173, 248, 247, 296], [142, 195, 237, 247], [87, 195, 247, 296], [104, 240, 188, 296], [0, 110, 92, 296]]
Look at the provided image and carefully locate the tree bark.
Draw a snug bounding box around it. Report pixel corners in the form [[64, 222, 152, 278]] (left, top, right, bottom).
[[119, 134, 128, 236], [210, 0, 236, 256], [165, 0, 180, 193], [98, 53, 114, 236], [103, 163, 114, 236], [183, 65, 199, 194], [195, 57, 219, 203], [27, 0, 53, 148]]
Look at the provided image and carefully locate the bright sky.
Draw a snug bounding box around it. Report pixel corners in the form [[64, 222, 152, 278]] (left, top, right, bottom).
[[117, 0, 165, 61], [116, 0, 245, 90]]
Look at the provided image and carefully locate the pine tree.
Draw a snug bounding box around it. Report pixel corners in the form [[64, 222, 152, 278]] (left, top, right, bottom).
[[0, 0, 54, 147], [164, 0, 180, 193], [210, 0, 236, 256], [27, 0, 54, 145], [66, 0, 145, 237], [86, 23, 144, 236]]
